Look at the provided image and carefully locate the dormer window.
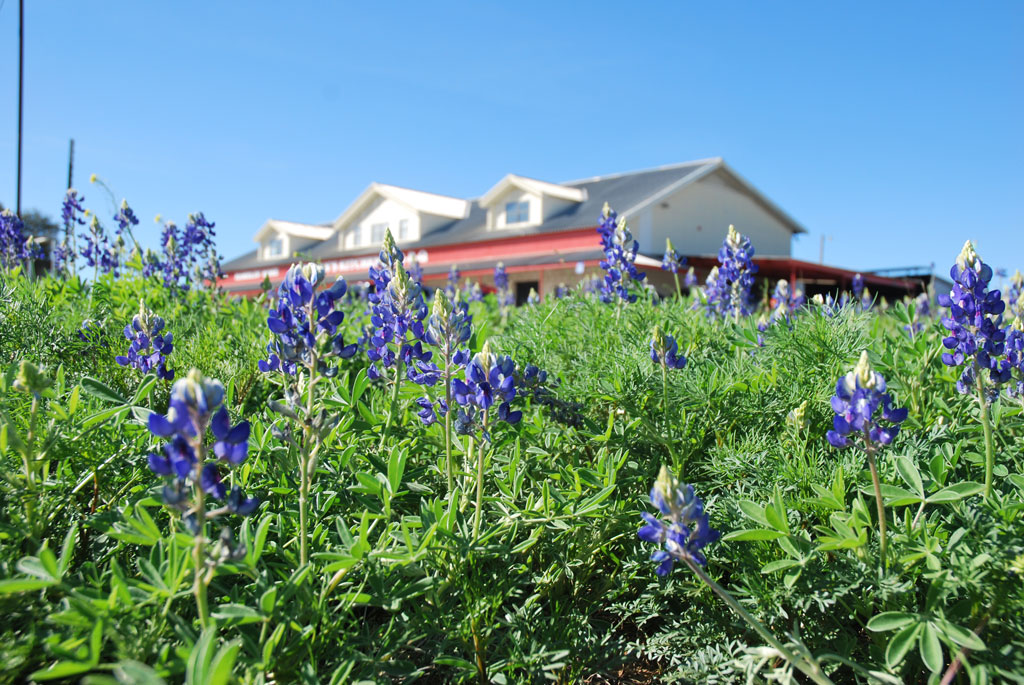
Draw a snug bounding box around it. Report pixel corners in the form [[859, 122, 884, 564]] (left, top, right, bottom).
[[351, 225, 362, 246], [506, 201, 530, 224], [398, 219, 409, 240], [371, 222, 387, 244], [266, 238, 283, 258]]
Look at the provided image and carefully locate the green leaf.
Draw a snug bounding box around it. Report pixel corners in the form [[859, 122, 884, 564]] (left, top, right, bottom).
[[212, 604, 264, 625], [879, 484, 923, 507], [80, 377, 128, 405], [766, 488, 790, 534], [928, 482, 984, 503], [919, 623, 943, 673], [895, 455, 924, 495], [723, 528, 786, 541], [867, 612, 918, 632], [937, 619, 986, 650], [0, 577, 57, 593], [206, 639, 241, 685], [761, 559, 800, 574], [29, 660, 93, 681], [886, 623, 922, 669], [737, 500, 769, 526]]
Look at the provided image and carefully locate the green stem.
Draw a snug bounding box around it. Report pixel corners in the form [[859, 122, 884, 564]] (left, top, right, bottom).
[[473, 413, 489, 540], [192, 438, 210, 628], [865, 445, 887, 570], [23, 396, 39, 538], [686, 560, 835, 685], [380, 356, 405, 450], [976, 370, 995, 498], [300, 347, 318, 567], [673, 271, 681, 300], [444, 359, 454, 494]]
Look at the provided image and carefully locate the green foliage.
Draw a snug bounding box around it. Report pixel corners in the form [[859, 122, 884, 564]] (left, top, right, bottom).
[[0, 270, 1021, 683]]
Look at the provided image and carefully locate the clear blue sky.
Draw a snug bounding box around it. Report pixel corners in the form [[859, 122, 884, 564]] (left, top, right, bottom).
[[1, 2, 1021, 278]]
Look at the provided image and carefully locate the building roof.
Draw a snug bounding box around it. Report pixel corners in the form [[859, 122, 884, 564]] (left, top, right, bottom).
[[253, 219, 334, 243], [223, 158, 805, 272]]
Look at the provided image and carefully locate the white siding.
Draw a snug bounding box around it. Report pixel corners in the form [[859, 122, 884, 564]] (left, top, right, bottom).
[[338, 197, 420, 250], [646, 171, 793, 257], [489, 189, 541, 229]]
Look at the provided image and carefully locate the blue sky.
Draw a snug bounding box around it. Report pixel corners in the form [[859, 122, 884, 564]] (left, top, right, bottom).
[[1, 2, 1021, 278]]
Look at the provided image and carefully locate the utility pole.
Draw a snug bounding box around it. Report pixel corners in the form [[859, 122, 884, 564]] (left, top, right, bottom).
[[818, 234, 833, 264], [67, 139, 75, 189], [16, 0, 25, 215]]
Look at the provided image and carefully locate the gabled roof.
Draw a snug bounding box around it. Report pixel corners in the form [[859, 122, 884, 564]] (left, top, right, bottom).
[[479, 174, 587, 207], [253, 219, 334, 243], [333, 183, 469, 229]]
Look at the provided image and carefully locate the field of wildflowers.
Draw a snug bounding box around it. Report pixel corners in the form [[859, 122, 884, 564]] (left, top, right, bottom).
[[0, 194, 1023, 684]]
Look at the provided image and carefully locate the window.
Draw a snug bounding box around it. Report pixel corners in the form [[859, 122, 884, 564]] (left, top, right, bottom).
[[371, 223, 388, 244], [505, 200, 530, 224], [398, 219, 409, 240], [266, 238, 283, 258], [351, 225, 362, 246]]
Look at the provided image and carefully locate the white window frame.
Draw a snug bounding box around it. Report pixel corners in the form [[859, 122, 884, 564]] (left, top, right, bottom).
[[351, 225, 362, 247], [398, 219, 409, 240], [266, 237, 283, 258], [371, 223, 388, 244], [505, 200, 530, 225]]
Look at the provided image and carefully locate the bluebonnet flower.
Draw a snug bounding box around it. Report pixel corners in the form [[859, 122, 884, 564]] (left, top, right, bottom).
[[113, 199, 139, 234], [554, 283, 569, 299], [445, 264, 461, 299], [526, 287, 540, 306], [463, 279, 484, 303], [116, 300, 174, 380], [147, 370, 258, 520], [705, 225, 758, 320], [494, 262, 515, 312], [650, 326, 687, 370], [769, 279, 804, 326], [0, 209, 43, 269], [661, 237, 684, 274], [852, 273, 864, 300], [451, 341, 521, 437], [638, 466, 719, 574], [365, 231, 432, 382], [596, 203, 646, 303], [683, 266, 697, 289], [407, 254, 424, 286], [259, 263, 357, 376], [1003, 317, 1024, 398], [80, 214, 120, 276], [54, 189, 87, 274], [1007, 270, 1024, 321], [826, 352, 908, 448], [938, 241, 1010, 394], [903, 292, 932, 337]]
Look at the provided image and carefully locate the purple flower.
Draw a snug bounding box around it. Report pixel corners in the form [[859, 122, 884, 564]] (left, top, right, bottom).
[[650, 326, 687, 370], [826, 352, 908, 449], [937, 241, 1010, 394], [260, 263, 357, 376], [661, 237, 685, 274], [115, 300, 174, 380], [596, 203, 646, 304], [450, 341, 522, 437], [494, 262, 515, 311], [704, 225, 758, 319], [638, 466, 719, 574], [146, 370, 258, 520], [0, 209, 43, 269]]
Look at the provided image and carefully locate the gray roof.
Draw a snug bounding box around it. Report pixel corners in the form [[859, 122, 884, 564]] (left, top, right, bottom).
[[222, 159, 799, 272]]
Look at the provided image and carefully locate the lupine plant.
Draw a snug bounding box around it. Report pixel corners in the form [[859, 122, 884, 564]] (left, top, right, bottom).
[[451, 340, 521, 537], [258, 262, 356, 565], [661, 237, 685, 298], [493, 261, 515, 320], [596, 202, 646, 304], [705, 224, 758, 321], [55, 189, 87, 275], [683, 265, 697, 289], [938, 240, 1009, 497], [146, 369, 257, 627], [115, 300, 174, 380], [638, 466, 836, 684], [650, 325, 687, 465], [366, 230, 433, 447], [0, 209, 42, 271], [825, 351, 908, 566], [421, 289, 472, 492], [1008, 269, 1024, 320]]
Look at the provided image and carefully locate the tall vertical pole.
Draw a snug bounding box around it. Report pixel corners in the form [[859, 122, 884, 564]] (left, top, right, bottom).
[[16, 0, 25, 216], [67, 139, 75, 189]]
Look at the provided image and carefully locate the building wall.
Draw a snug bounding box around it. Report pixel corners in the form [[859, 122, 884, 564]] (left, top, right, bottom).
[[649, 171, 794, 257], [489, 188, 541, 229], [339, 197, 420, 250]]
